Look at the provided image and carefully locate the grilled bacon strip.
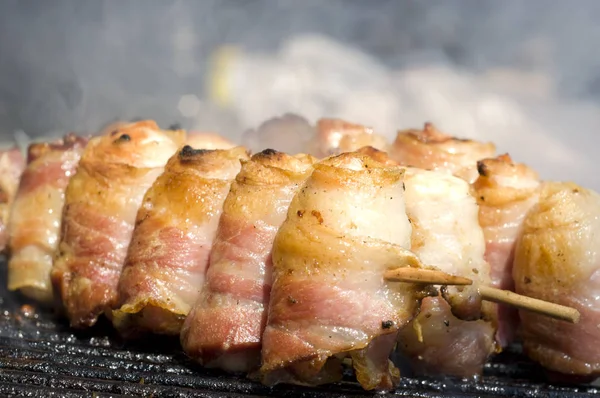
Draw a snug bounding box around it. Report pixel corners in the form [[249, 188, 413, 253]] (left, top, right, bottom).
[[7, 134, 88, 303], [113, 146, 249, 336], [181, 149, 316, 373], [390, 122, 496, 183], [397, 167, 496, 378], [472, 154, 541, 347], [0, 147, 25, 252], [261, 152, 424, 391], [51, 120, 185, 328], [514, 182, 600, 377]]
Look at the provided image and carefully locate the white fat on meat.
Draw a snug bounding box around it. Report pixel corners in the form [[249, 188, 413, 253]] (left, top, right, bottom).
[[396, 167, 496, 378], [403, 167, 491, 287]]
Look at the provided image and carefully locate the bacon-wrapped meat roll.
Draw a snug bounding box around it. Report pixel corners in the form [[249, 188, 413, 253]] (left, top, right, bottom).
[[113, 146, 249, 336], [242, 114, 316, 156], [7, 134, 88, 303], [312, 118, 389, 158], [181, 149, 316, 372], [0, 147, 25, 251], [472, 154, 540, 347], [186, 132, 236, 150], [514, 182, 600, 379], [397, 168, 496, 378], [390, 122, 495, 183], [51, 120, 185, 328], [260, 152, 424, 391]]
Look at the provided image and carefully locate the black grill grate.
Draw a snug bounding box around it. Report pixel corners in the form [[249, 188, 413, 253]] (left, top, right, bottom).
[[0, 260, 598, 398]]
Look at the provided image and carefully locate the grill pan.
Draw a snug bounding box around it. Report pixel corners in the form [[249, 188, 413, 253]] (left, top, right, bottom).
[[0, 259, 598, 398]]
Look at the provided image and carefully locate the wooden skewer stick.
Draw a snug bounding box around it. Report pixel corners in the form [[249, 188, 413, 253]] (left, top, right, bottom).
[[383, 267, 581, 324], [478, 285, 580, 324], [384, 268, 473, 286]]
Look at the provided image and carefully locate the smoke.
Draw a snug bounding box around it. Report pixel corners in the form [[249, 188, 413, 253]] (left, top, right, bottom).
[[0, 0, 599, 189]]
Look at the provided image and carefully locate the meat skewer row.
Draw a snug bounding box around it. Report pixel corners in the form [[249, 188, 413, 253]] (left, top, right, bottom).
[[383, 128, 562, 349], [255, 147, 577, 390], [149, 140, 578, 388], [8, 134, 88, 303], [0, 115, 584, 388], [369, 149, 577, 378], [113, 145, 249, 336]]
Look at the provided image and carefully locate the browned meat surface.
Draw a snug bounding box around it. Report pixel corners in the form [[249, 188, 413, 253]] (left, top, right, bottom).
[[51, 120, 185, 328], [390, 122, 496, 183], [514, 182, 600, 378], [113, 146, 248, 336], [472, 154, 540, 347], [8, 134, 88, 303]]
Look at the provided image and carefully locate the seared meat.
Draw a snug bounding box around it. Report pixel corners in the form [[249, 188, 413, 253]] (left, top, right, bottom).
[[113, 146, 248, 336], [51, 120, 185, 328], [260, 152, 423, 391], [397, 167, 496, 378], [181, 149, 316, 372], [8, 134, 87, 303], [514, 182, 600, 377], [397, 296, 495, 377], [390, 122, 495, 183], [473, 154, 541, 347]]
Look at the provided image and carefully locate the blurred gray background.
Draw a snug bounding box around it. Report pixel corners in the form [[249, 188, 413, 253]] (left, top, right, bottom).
[[0, 0, 598, 188]]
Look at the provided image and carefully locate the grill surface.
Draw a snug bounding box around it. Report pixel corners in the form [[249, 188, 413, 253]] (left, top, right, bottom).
[[0, 259, 598, 398]]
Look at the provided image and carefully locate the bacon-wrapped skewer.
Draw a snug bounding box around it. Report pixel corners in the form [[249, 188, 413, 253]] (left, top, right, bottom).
[[472, 154, 541, 347], [8, 134, 88, 303], [113, 145, 249, 336], [390, 122, 496, 184], [51, 120, 185, 328], [260, 151, 425, 391], [181, 149, 317, 373]]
